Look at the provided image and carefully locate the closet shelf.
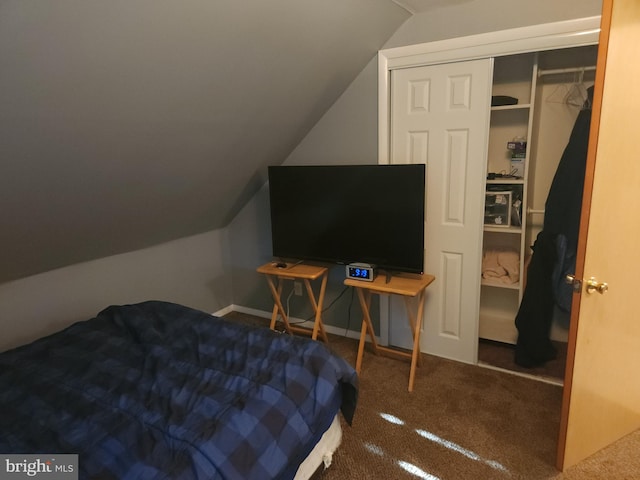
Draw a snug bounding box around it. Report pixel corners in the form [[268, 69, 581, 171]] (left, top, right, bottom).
[[491, 103, 531, 112], [486, 179, 525, 185], [481, 279, 521, 290], [483, 225, 522, 234]]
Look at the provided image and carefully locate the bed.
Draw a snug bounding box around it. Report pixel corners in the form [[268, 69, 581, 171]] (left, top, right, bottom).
[[0, 300, 358, 479]]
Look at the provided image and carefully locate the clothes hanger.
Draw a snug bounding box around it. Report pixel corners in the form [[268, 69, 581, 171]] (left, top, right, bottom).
[[563, 69, 589, 108], [545, 81, 572, 105], [545, 68, 590, 108]]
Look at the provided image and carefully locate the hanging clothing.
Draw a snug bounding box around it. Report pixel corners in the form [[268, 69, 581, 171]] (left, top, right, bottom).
[[515, 231, 559, 367], [544, 86, 594, 248], [514, 87, 593, 368]]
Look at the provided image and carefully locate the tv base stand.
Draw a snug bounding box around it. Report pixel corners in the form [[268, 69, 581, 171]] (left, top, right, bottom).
[[344, 273, 436, 392], [257, 262, 329, 343]]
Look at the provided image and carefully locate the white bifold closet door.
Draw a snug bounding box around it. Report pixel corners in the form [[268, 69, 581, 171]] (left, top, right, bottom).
[[387, 59, 492, 364]]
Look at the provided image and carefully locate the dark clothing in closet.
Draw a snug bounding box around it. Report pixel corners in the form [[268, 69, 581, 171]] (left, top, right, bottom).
[[515, 231, 559, 367], [543, 87, 594, 248], [514, 87, 593, 368]]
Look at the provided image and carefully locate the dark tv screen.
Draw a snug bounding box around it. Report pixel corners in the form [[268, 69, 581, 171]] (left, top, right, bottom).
[[267, 164, 425, 274]]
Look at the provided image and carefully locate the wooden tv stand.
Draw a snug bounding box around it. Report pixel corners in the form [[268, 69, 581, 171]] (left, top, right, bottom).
[[344, 272, 436, 392], [257, 262, 329, 342]]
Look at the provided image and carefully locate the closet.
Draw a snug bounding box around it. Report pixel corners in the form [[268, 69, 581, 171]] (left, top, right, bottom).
[[378, 17, 601, 369], [479, 45, 599, 353]]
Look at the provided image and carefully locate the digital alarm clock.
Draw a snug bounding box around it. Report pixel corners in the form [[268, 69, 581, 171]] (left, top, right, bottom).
[[346, 263, 375, 282]]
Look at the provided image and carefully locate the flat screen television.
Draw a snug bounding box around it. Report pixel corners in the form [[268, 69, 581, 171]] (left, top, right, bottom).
[[267, 164, 425, 274]]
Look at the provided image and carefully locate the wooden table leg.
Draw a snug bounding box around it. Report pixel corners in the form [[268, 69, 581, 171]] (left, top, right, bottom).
[[408, 289, 426, 392], [266, 275, 280, 330], [404, 295, 423, 368], [355, 314, 368, 373], [265, 275, 291, 334], [308, 272, 329, 342], [355, 288, 378, 373]]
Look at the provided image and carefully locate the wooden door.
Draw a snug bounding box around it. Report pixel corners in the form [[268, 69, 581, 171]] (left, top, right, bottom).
[[558, 0, 640, 469], [388, 59, 492, 363]]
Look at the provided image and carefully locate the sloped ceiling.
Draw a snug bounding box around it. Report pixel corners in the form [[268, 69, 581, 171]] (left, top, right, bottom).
[[0, 0, 410, 283]]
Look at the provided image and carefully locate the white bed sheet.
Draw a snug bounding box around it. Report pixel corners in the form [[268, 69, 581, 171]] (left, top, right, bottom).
[[294, 414, 342, 479]]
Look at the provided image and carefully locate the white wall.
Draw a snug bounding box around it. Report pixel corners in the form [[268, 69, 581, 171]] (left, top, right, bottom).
[[0, 229, 231, 352]]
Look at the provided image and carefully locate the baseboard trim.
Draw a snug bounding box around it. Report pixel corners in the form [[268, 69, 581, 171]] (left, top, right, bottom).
[[212, 305, 235, 317]]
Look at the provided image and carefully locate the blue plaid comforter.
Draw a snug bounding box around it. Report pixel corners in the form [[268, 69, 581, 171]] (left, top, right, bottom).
[[0, 301, 358, 479]]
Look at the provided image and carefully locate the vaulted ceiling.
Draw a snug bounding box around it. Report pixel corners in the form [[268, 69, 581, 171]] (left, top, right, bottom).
[[0, 0, 425, 283]]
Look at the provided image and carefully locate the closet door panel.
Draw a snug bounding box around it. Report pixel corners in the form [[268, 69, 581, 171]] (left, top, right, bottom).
[[444, 129, 469, 225], [388, 59, 492, 363]]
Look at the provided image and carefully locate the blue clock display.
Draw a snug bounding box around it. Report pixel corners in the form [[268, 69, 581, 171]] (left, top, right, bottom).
[[346, 263, 375, 281], [349, 267, 370, 279]]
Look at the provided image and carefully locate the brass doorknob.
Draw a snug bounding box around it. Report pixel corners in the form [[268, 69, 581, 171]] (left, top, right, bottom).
[[586, 277, 608, 294]]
